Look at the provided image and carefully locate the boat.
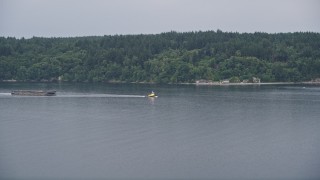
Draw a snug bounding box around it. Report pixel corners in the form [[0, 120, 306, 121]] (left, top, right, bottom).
[[148, 91, 158, 97], [11, 90, 56, 96]]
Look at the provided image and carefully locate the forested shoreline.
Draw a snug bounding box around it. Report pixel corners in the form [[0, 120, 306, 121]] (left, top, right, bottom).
[[1, 31, 320, 83]]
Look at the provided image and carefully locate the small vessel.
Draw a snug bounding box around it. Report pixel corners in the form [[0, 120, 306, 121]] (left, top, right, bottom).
[[148, 91, 158, 97], [11, 90, 56, 96]]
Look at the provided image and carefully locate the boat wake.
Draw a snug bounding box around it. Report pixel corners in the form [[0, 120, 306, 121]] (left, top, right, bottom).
[[0, 92, 146, 98], [0, 93, 11, 96], [58, 94, 146, 98]]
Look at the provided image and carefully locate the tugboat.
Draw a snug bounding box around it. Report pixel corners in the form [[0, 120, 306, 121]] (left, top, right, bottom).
[[148, 91, 158, 98], [11, 90, 56, 96]]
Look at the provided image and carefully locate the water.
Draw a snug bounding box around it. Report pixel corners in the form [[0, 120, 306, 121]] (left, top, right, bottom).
[[0, 83, 320, 180]]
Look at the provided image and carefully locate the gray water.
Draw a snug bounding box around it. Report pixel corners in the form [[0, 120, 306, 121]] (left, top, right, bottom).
[[0, 83, 320, 180]]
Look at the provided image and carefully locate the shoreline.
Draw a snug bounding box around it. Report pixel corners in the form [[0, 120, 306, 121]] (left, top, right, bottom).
[[193, 82, 296, 86], [1, 80, 319, 86], [192, 82, 320, 86]]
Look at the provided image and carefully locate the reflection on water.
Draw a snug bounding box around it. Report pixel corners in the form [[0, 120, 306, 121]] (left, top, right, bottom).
[[147, 96, 157, 105], [0, 83, 320, 180]]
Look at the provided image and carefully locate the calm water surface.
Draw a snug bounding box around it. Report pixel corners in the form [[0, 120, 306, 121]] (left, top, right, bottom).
[[0, 83, 320, 180]]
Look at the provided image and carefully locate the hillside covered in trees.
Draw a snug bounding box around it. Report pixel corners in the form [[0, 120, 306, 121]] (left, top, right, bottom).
[[1, 31, 320, 83]]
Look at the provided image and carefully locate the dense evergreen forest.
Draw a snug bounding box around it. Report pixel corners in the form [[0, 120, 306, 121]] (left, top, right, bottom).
[[1, 31, 320, 83]]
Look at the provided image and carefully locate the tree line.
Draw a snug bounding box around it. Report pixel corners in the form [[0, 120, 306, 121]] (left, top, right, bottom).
[[1, 30, 320, 83]]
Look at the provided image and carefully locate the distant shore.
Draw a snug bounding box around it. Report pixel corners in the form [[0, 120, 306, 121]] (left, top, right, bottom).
[[185, 81, 320, 86], [194, 82, 293, 86], [1, 80, 320, 86]]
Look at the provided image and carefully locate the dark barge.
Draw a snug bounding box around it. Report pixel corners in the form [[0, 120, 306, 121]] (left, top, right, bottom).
[[11, 90, 56, 96]]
